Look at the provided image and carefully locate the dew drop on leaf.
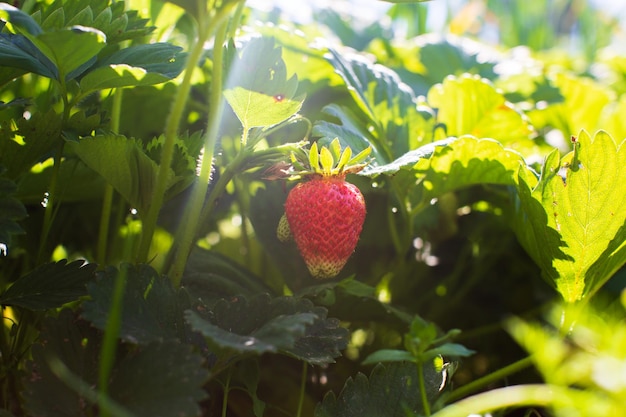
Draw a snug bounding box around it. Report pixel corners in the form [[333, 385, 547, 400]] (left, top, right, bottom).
[[273, 94, 285, 102]]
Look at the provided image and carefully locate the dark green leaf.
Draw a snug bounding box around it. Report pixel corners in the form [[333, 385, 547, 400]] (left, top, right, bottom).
[[22, 310, 103, 417], [82, 263, 193, 344], [0, 260, 96, 310], [0, 3, 43, 35], [422, 343, 475, 360], [186, 294, 348, 364], [0, 33, 57, 79], [109, 340, 208, 417], [23, 311, 208, 417], [315, 362, 443, 417]]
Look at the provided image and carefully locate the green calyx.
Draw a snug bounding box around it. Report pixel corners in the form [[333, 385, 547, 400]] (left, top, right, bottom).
[[292, 138, 371, 178]]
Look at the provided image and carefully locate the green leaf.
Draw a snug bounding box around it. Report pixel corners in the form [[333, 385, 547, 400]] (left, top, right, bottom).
[[186, 294, 348, 364], [70, 134, 170, 213], [25, 26, 106, 80], [427, 74, 536, 155], [0, 108, 63, 179], [323, 48, 436, 158], [513, 130, 626, 302], [224, 36, 304, 129], [0, 33, 58, 79], [362, 349, 415, 365], [315, 362, 443, 417], [360, 138, 456, 176], [0, 3, 43, 35], [0, 260, 96, 310], [81, 263, 193, 344], [224, 87, 304, 128], [80, 43, 185, 93], [23, 311, 208, 417], [108, 340, 208, 417], [406, 136, 532, 210]]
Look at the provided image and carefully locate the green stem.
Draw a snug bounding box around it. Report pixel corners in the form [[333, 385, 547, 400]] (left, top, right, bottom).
[[443, 356, 534, 404], [295, 361, 308, 417], [417, 361, 431, 416], [137, 4, 237, 264], [168, 19, 230, 286], [221, 368, 233, 417], [97, 88, 124, 265], [430, 384, 575, 417], [98, 264, 128, 417]]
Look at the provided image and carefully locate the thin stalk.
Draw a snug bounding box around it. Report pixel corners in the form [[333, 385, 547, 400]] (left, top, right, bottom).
[[137, 4, 237, 263], [295, 361, 308, 417], [221, 368, 233, 417], [97, 88, 124, 265], [443, 356, 534, 404], [97, 234, 134, 416], [168, 19, 230, 286], [417, 361, 431, 416], [430, 384, 575, 417]]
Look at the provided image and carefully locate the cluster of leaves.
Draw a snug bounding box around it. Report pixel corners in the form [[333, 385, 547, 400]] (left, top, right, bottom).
[[1, 0, 626, 416]]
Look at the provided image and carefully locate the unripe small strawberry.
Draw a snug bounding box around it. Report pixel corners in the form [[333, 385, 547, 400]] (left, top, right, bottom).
[[279, 139, 370, 279]]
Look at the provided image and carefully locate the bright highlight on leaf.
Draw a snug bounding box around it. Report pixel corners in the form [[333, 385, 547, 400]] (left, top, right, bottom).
[[514, 130, 626, 302]]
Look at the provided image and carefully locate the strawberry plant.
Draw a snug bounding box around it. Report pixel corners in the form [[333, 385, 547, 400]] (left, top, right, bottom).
[[1, 0, 626, 416]]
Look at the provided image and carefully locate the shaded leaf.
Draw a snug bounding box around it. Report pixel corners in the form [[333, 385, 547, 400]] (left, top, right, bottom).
[[0, 3, 42, 35], [70, 134, 169, 214], [0, 108, 63, 179], [0, 260, 96, 310], [0, 33, 57, 79], [23, 311, 208, 417], [315, 362, 443, 417], [362, 349, 414, 365], [186, 294, 349, 364], [81, 263, 193, 344], [108, 340, 208, 417], [513, 130, 626, 302]]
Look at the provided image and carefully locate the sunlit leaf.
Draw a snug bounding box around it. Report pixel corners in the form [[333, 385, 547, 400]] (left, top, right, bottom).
[[225, 36, 304, 129], [513, 130, 626, 302], [427, 74, 536, 155]]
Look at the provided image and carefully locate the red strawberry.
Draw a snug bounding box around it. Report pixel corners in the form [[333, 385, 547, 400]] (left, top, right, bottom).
[[280, 139, 370, 279]]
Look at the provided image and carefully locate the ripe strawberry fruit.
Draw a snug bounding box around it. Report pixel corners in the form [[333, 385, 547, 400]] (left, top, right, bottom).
[[279, 139, 370, 279]]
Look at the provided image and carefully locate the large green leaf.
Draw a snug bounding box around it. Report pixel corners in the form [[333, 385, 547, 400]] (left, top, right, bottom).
[[427, 74, 536, 155], [224, 37, 304, 129], [528, 71, 612, 136], [315, 362, 443, 417], [79, 43, 185, 94], [514, 130, 626, 302], [323, 48, 436, 159], [0, 260, 96, 310], [414, 136, 531, 198], [82, 263, 193, 344], [70, 134, 170, 214], [186, 294, 349, 364], [0, 33, 57, 79], [23, 310, 208, 417]]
